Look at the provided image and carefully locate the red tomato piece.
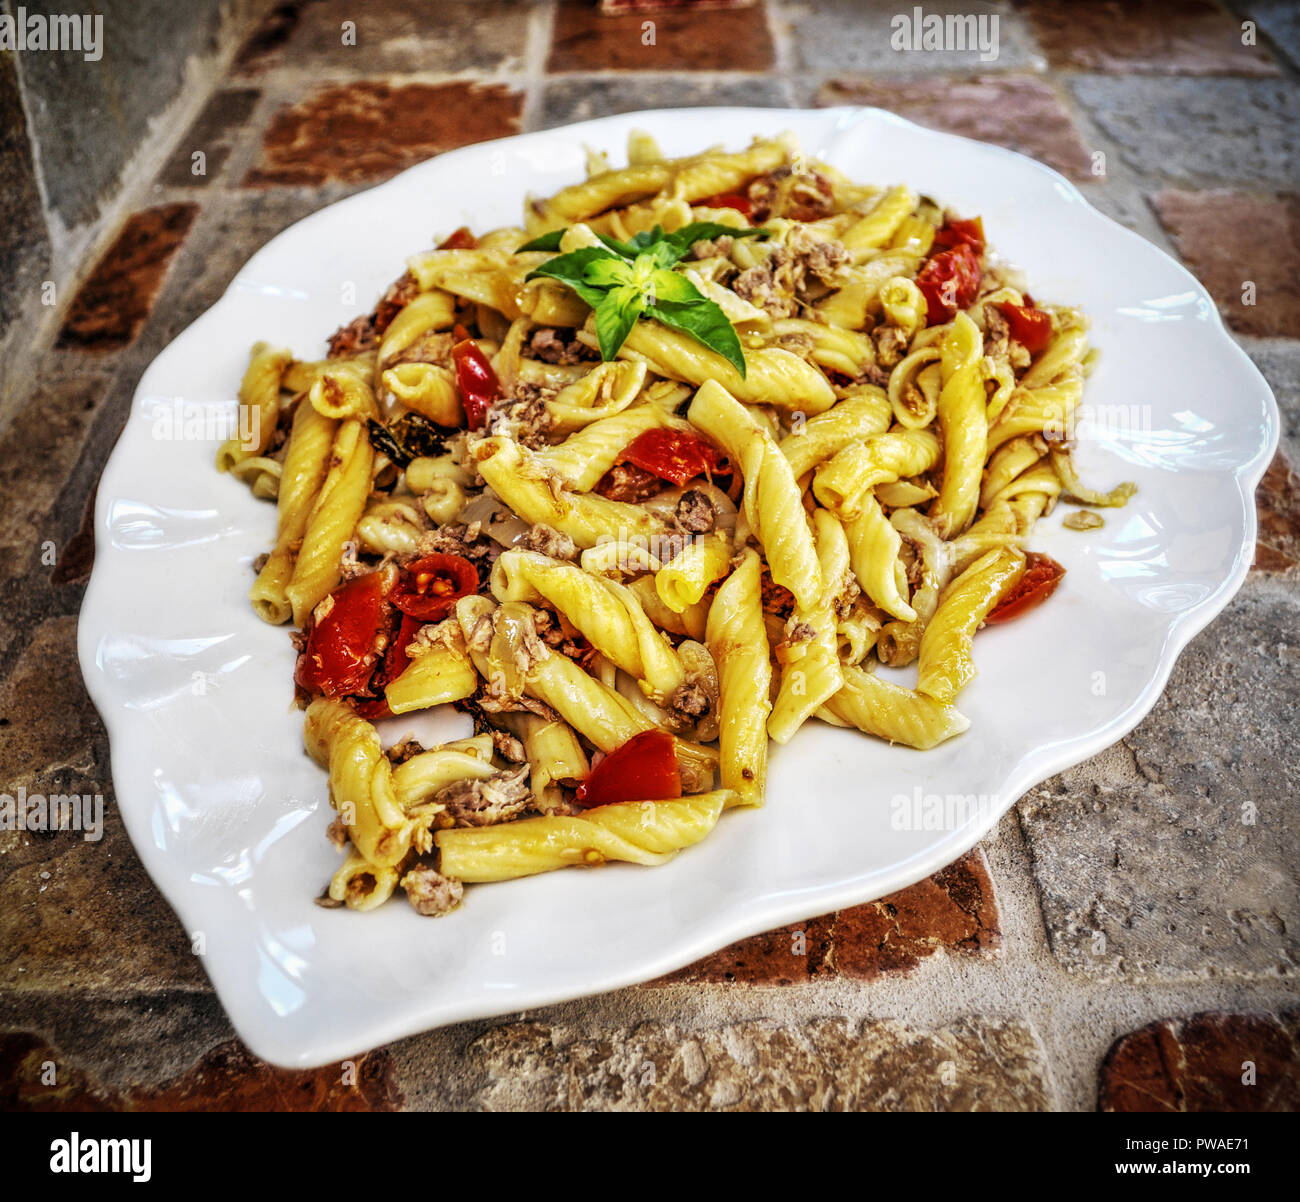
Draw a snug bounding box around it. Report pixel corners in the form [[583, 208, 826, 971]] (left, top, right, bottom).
[[574, 730, 682, 809], [985, 552, 1065, 625], [391, 552, 479, 621], [451, 332, 499, 430], [931, 216, 986, 255], [438, 227, 477, 250], [294, 569, 393, 697], [994, 301, 1053, 355], [916, 241, 982, 325], [698, 191, 753, 219], [350, 614, 423, 720], [620, 427, 730, 487]]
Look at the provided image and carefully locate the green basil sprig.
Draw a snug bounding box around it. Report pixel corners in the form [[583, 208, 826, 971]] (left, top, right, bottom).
[[520, 222, 768, 376]]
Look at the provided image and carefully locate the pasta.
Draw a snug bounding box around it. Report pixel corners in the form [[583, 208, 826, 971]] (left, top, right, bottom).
[[218, 133, 1132, 916]]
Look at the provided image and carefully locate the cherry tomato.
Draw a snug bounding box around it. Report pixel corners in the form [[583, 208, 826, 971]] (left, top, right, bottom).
[[994, 301, 1053, 355], [931, 216, 985, 255], [451, 329, 499, 430], [294, 569, 394, 697], [575, 730, 682, 809], [698, 191, 753, 219], [620, 427, 730, 487], [916, 241, 982, 325], [438, 227, 477, 250], [391, 552, 480, 621], [351, 613, 423, 720], [985, 552, 1065, 625]]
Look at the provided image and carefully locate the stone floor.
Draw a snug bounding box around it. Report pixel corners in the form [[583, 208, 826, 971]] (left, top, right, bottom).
[[1, 0, 1297, 1111]]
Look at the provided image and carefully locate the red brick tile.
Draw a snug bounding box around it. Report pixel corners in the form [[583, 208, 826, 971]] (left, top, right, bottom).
[[656, 848, 999, 984], [56, 204, 199, 351], [1099, 1011, 1300, 1112], [601, 0, 754, 9], [1152, 190, 1300, 338], [832, 849, 1001, 978], [51, 481, 96, 587], [549, 0, 774, 71], [816, 75, 1100, 182], [1017, 0, 1279, 76], [656, 914, 835, 984], [1253, 451, 1300, 573], [0, 1032, 402, 1112], [243, 82, 523, 188]]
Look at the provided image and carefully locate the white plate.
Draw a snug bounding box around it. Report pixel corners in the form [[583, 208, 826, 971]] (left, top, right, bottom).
[[78, 107, 1279, 1067]]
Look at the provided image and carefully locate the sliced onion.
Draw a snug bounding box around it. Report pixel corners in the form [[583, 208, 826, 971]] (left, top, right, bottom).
[[460, 488, 533, 547]]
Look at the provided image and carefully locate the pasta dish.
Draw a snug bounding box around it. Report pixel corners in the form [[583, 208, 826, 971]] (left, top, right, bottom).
[[215, 133, 1133, 917]]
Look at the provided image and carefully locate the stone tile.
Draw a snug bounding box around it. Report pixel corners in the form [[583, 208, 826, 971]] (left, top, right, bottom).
[[784, 0, 1042, 76], [0, 375, 109, 585], [658, 913, 835, 984], [0, 1029, 401, 1110], [1019, 581, 1300, 982], [158, 88, 262, 189], [243, 82, 523, 187], [832, 849, 1001, 978], [56, 204, 200, 351], [601, 0, 755, 9], [15, 0, 232, 229], [1070, 78, 1298, 186], [538, 74, 790, 131], [1242, 0, 1300, 70], [1017, 0, 1279, 75], [1254, 451, 1300, 572], [236, 0, 532, 75], [548, 0, 774, 70], [1244, 339, 1300, 465], [816, 74, 1098, 182], [0, 617, 206, 993], [1099, 1011, 1300, 1112], [1151, 190, 1300, 338], [464, 1016, 1054, 1110]]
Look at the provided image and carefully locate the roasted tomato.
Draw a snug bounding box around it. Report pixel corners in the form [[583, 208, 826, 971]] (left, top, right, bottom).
[[994, 301, 1053, 355], [574, 730, 682, 809], [916, 241, 982, 325], [985, 552, 1065, 625], [391, 552, 480, 622], [438, 226, 478, 250], [294, 568, 395, 697], [697, 191, 753, 219], [451, 327, 499, 430], [619, 427, 730, 487], [931, 216, 986, 255]]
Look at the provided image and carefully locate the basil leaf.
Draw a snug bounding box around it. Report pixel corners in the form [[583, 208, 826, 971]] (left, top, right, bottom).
[[648, 266, 706, 306], [648, 297, 748, 377], [516, 230, 564, 252], [583, 256, 635, 288], [595, 232, 638, 260], [659, 221, 771, 263], [526, 247, 619, 309], [594, 284, 645, 362]]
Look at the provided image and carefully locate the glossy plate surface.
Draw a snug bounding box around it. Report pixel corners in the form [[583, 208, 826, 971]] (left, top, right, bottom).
[[78, 107, 1278, 1067]]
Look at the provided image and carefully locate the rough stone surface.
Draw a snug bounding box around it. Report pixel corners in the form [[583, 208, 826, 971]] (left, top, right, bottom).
[[783, 0, 1042, 76], [0, 1030, 401, 1110], [549, 0, 775, 71], [1018, 0, 1279, 75], [0, 618, 205, 993], [1099, 1011, 1300, 1112], [158, 88, 262, 188], [1245, 339, 1300, 465], [1243, 0, 1300, 70], [56, 205, 200, 351], [244, 81, 524, 187], [1070, 77, 1298, 185], [816, 74, 1099, 181], [1254, 452, 1300, 572], [463, 1017, 1055, 1111], [1151, 190, 1300, 338], [1019, 581, 1299, 982], [539, 75, 790, 130]]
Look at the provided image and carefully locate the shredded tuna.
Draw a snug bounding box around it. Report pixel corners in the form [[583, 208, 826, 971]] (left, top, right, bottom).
[[527, 327, 595, 365], [402, 863, 464, 917], [489, 728, 528, 763], [434, 763, 533, 827], [669, 680, 710, 719], [519, 522, 578, 560], [674, 489, 717, 534]]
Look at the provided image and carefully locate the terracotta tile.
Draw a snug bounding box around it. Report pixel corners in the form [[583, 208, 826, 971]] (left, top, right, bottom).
[[1099, 1011, 1300, 1111], [816, 75, 1099, 182], [56, 204, 199, 351], [243, 82, 523, 187], [1151, 190, 1300, 337], [235, 0, 303, 70], [158, 88, 261, 188], [50, 482, 96, 587], [1253, 451, 1300, 572], [656, 914, 834, 984], [655, 848, 999, 984], [832, 849, 1001, 978], [602, 0, 755, 10], [548, 0, 774, 71], [0, 1032, 402, 1111], [1017, 0, 1279, 76]]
